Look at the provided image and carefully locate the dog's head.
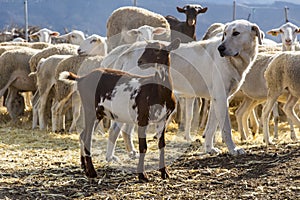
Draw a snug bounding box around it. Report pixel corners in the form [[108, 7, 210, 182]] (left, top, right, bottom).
[[218, 20, 262, 57]]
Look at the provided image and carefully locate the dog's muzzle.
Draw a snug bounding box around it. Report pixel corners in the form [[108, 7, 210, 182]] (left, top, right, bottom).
[[218, 44, 226, 57]]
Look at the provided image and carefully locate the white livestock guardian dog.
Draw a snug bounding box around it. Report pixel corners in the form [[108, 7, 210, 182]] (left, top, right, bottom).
[[101, 19, 262, 156]]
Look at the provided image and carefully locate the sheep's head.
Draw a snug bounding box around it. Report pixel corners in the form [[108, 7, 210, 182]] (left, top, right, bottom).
[[125, 25, 167, 42], [56, 30, 86, 45], [177, 4, 208, 26], [77, 34, 107, 56], [29, 28, 60, 43], [267, 22, 300, 51]]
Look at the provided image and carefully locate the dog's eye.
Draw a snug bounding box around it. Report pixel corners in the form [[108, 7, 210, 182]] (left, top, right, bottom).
[[232, 31, 240, 36]]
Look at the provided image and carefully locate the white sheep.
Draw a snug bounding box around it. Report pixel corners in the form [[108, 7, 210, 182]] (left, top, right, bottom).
[[55, 30, 86, 45], [0, 41, 52, 49], [106, 6, 170, 51], [267, 22, 300, 51], [50, 35, 107, 132], [29, 28, 60, 43], [262, 51, 300, 144], [29, 43, 78, 73], [0, 47, 40, 119]]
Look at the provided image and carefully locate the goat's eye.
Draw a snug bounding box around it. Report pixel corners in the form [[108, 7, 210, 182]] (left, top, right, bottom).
[[71, 35, 76, 38], [232, 31, 240, 36]]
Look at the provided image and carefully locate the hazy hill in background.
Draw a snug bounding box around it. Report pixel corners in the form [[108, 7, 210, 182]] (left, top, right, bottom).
[[1, 0, 300, 42]]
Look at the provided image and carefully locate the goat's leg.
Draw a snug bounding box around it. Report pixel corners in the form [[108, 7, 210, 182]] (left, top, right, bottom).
[[137, 126, 148, 182], [32, 98, 39, 129], [157, 121, 169, 179], [191, 97, 201, 132], [282, 95, 298, 141], [121, 123, 138, 159], [80, 113, 97, 178], [184, 97, 194, 141]]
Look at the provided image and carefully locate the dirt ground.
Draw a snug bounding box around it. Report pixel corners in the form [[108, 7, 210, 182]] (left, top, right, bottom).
[[0, 107, 299, 200]]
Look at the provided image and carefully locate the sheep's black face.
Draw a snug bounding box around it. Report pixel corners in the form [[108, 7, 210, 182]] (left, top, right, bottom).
[[138, 42, 169, 70]]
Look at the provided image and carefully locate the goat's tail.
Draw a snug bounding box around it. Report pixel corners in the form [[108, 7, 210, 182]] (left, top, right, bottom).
[[59, 71, 79, 85]]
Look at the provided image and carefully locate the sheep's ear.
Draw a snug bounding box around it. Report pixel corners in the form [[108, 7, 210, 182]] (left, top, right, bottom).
[[198, 7, 208, 14], [252, 25, 262, 45], [176, 6, 186, 13], [296, 28, 300, 34], [50, 31, 60, 37], [153, 27, 166, 36], [29, 34, 38, 39], [266, 29, 281, 36], [166, 38, 180, 51]]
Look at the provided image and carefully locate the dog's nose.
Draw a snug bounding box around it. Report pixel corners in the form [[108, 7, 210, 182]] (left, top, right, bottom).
[[218, 45, 226, 52]]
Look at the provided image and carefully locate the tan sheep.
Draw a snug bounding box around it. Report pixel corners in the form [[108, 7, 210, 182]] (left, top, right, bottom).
[[262, 51, 300, 144], [106, 6, 170, 52], [0, 47, 40, 119], [0, 41, 52, 49], [29, 43, 78, 73]]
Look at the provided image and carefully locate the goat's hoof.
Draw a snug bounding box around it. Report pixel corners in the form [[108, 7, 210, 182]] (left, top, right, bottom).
[[138, 173, 149, 182], [86, 169, 97, 178], [159, 167, 170, 179], [229, 148, 246, 156], [206, 147, 221, 155]]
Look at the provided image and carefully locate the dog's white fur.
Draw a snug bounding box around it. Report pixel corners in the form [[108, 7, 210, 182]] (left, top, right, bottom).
[[102, 19, 261, 155]]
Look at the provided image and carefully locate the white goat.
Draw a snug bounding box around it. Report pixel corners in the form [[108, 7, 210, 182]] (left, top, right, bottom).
[[267, 22, 300, 51]]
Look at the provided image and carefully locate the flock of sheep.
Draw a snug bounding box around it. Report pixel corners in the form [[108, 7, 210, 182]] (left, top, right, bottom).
[[0, 4, 299, 180]]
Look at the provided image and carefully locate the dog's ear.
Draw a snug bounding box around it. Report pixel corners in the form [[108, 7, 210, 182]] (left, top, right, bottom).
[[221, 25, 227, 41], [252, 25, 262, 45]]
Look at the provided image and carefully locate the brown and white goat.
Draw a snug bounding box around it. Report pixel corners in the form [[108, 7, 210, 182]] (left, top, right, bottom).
[[59, 39, 180, 181], [165, 4, 208, 42]]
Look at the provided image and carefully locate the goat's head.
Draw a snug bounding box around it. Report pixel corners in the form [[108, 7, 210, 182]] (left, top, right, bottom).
[[77, 34, 107, 56], [29, 28, 60, 43], [267, 22, 300, 51], [218, 20, 262, 57], [177, 4, 208, 26], [137, 39, 180, 69]]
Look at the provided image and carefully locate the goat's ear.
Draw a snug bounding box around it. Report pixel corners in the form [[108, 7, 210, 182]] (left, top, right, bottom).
[[198, 7, 208, 14], [153, 27, 166, 36], [266, 29, 281, 36], [252, 25, 262, 45], [166, 38, 181, 51], [50, 31, 60, 37], [176, 6, 186, 13]]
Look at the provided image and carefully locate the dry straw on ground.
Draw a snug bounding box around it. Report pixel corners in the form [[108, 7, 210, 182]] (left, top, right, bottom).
[[0, 106, 299, 199]]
